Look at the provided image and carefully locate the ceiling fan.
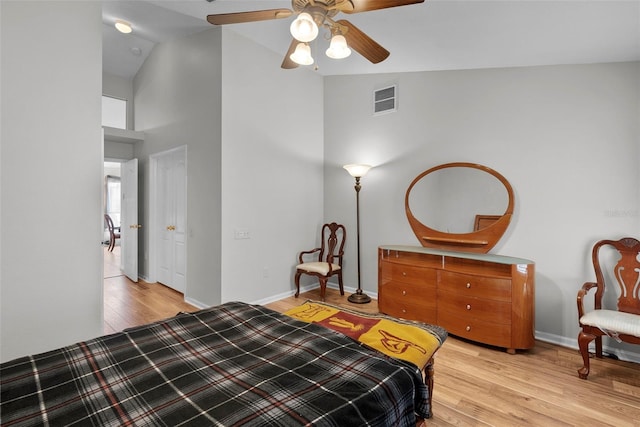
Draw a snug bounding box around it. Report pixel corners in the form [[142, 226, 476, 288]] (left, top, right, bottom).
[[206, 0, 425, 69]]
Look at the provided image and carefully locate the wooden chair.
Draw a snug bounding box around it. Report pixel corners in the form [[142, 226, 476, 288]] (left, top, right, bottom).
[[577, 237, 640, 379], [104, 214, 120, 252], [295, 223, 346, 302]]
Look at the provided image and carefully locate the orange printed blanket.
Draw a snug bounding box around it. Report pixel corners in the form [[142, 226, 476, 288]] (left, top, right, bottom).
[[284, 301, 447, 369]]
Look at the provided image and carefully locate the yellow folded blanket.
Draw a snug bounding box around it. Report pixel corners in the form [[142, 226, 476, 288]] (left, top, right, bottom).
[[284, 301, 446, 369]]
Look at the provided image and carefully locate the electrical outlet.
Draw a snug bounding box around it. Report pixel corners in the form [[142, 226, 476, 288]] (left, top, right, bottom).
[[234, 228, 250, 239]]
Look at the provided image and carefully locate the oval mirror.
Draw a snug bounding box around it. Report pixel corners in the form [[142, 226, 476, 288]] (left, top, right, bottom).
[[405, 162, 515, 253]]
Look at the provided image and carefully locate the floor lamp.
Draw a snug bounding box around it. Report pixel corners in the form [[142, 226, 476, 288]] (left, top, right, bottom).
[[343, 164, 372, 304]]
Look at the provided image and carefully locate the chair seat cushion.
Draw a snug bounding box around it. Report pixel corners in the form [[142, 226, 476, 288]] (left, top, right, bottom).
[[296, 262, 340, 275], [580, 309, 640, 338]]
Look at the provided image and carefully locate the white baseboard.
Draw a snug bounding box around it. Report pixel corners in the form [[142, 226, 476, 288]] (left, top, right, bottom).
[[535, 330, 640, 363], [184, 297, 208, 310], [250, 283, 378, 306]]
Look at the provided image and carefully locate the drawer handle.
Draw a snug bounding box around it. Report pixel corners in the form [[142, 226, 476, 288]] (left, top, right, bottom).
[[402, 309, 406, 313], [466, 326, 471, 332], [466, 283, 471, 289], [402, 290, 406, 296], [466, 304, 471, 310], [402, 272, 407, 276]]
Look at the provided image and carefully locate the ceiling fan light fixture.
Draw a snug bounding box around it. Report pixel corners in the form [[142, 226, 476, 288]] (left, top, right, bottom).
[[290, 42, 314, 65], [115, 20, 132, 34], [326, 34, 351, 59], [290, 12, 318, 42]]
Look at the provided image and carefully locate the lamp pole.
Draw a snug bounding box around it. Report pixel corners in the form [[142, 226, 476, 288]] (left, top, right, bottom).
[[343, 164, 372, 304]]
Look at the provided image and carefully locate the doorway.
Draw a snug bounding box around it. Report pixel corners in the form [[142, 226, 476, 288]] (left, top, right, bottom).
[[102, 159, 138, 282], [103, 161, 122, 279]]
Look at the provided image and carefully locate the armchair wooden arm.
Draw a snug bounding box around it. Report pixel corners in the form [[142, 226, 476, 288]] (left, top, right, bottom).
[[576, 282, 598, 319], [298, 248, 321, 264]]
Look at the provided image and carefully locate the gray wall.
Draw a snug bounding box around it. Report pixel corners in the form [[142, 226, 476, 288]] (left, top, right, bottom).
[[324, 62, 640, 360], [103, 72, 134, 130], [220, 30, 324, 303], [133, 28, 224, 307], [1, 0, 103, 362], [131, 27, 325, 306], [103, 72, 135, 160]]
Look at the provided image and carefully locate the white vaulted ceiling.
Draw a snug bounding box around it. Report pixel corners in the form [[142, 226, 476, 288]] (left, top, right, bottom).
[[102, 0, 640, 80]]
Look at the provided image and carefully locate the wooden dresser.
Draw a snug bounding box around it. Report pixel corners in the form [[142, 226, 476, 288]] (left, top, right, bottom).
[[378, 245, 535, 353]]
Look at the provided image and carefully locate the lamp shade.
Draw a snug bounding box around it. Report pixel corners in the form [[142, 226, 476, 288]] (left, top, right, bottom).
[[326, 35, 352, 59], [343, 164, 372, 178], [290, 43, 314, 65], [115, 20, 132, 34], [290, 13, 318, 42]]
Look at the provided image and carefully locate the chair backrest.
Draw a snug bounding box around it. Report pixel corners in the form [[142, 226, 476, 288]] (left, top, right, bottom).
[[104, 214, 115, 233], [591, 237, 640, 314], [318, 223, 346, 266]]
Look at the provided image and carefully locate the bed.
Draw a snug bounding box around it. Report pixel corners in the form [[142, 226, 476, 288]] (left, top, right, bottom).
[[1, 301, 447, 426]]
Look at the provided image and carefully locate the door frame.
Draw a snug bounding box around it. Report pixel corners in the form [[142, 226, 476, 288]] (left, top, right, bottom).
[[148, 145, 187, 287]]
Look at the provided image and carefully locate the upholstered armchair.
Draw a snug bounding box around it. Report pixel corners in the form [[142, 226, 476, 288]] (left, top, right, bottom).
[[577, 237, 640, 379]]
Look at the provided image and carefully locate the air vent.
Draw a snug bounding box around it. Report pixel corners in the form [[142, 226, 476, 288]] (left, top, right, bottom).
[[373, 85, 396, 115]]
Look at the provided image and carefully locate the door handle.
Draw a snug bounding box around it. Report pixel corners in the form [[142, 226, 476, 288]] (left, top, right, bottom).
[[130, 224, 142, 229], [166, 225, 175, 231]]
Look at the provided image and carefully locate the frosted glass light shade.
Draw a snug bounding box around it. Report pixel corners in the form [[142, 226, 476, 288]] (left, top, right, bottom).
[[343, 164, 372, 178], [326, 35, 351, 59], [290, 43, 314, 65], [290, 13, 318, 42], [115, 20, 132, 34]]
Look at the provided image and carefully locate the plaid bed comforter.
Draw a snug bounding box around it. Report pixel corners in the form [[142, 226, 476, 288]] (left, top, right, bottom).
[[1, 302, 430, 426]]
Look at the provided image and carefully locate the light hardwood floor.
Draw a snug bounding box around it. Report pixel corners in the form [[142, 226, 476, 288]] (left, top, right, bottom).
[[103, 246, 197, 334], [103, 273, 640, 426]]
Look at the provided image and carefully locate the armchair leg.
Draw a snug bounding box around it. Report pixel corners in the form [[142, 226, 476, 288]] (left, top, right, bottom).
[[595, 336, 603, 358], [577, 330, 595, 379], [294, 271, 302, 298], [319, 278, 328, 301], [338, 273, 344, 296]]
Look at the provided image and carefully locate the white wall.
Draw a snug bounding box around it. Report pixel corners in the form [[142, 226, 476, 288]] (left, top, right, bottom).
[[133, 28, 223, 306], [0, 1, 103, 362], [132, 27, 324, 306], [103, 72, 134, 130], [324, 62, 640, 359], [103, 71, 135, 160], [220, 30, 325, 303]]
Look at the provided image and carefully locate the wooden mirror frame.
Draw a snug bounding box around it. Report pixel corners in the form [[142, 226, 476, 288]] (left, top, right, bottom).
[[405, 162, 515, 253]]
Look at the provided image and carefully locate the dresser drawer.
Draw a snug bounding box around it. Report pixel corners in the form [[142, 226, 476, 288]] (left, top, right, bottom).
[[380, 278, 436, 300], [379, 298, 437, 324], [381, 261, 437, 286], [440, 271, 511, 301], [437, 293, 511, 324], [438, 310, 512, 348]]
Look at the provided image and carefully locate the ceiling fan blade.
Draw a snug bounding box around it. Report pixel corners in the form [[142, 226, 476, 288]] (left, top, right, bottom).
[[337, 20, 389, 64], [281, 39, 300, 69], [207, 9, 293, 25], [341, 0, 425, 14]]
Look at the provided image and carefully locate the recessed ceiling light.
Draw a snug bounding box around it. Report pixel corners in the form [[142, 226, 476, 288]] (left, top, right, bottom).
[[115, 20, 132, 34]]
